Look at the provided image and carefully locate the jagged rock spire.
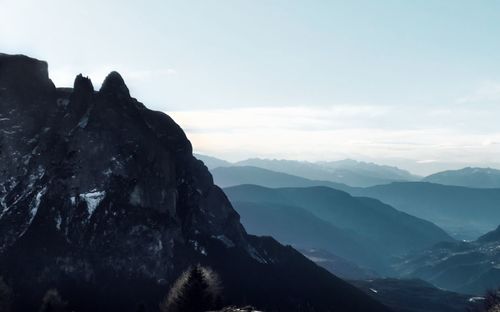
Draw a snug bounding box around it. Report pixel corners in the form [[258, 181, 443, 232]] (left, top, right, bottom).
[[73, 74, 94, 94], [99, 71, 130, 97]]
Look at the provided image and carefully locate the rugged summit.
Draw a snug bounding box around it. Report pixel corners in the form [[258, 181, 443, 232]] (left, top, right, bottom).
[[0, 54, 390, 312]]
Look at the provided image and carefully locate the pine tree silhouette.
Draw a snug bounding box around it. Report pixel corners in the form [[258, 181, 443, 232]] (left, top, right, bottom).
[[161, 265, 222, 312]]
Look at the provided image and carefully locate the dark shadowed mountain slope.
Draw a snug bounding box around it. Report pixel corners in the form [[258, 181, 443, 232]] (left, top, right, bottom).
[[395, 225, 500, 295], [300, 248, 378, 280], [0, 54, 390, 312], [233, 158, 419, 187], [224, 185, 453, 273], [422, 167, 500, 188]]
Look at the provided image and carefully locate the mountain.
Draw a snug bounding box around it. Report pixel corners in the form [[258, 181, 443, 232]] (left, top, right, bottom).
[[234, 158, 419, 187], [228, 198, 385, 274], [350, 278, 481, 312], [348, 182, 500, 240], [210, 166, 500, 240], [318, 159, 420, 181], [194, 154, 232, 169], [394, 225, 500, 295], [477, 224, 500, 243], [224, 184, 453, 273], [211, 165, 346, 189], [0, 54, 390, 312], [422, 167, 500, 188]]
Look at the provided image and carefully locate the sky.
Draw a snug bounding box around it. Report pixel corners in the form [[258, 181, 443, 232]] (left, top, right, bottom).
[[1, 0, 500, 175]]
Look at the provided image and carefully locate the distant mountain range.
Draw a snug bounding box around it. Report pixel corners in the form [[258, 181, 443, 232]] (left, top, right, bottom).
[[210, 165, 500, 240], [423, 167, 500, 188], [395, 225, 500, 295], [224, 184, 453, 274], [349, 182, 500, 240], [198, 154, 500, 189], [211, 165, 345, 189], [235, 158, 421, 187], [203, 154, 500, 296], [196, 154, 420, 187], [194, 153, 232, 169]]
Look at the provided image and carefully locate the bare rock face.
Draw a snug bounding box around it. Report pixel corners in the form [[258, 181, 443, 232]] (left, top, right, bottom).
[[0, 53, 390, 312]]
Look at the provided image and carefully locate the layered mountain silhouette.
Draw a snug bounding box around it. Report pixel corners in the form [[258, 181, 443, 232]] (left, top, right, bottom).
[[395, 225, 500, 295], [197, 154, 419, 187], [210, 165, 500, 240], [423, 167, 500, 188], [0, 54, 390, 312], [224, 184, 453, 274], [349, 182, 500, 240], [211, 165, 346, 189], [194, 153, 231, 169]]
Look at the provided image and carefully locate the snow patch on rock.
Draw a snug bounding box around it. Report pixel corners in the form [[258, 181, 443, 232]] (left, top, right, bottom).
[[213, 234, 235, 248], [29, 187, 47, 223], [247, 245, 268, 264], [80, 190, 105, 216], [189, 240, 207, 256]]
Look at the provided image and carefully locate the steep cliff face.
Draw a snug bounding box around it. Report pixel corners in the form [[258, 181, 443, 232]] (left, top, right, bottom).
[[0, 53, 390, 312]]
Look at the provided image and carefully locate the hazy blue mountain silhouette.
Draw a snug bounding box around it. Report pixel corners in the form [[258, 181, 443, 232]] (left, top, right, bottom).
[[350, 182, 500, 240], [211, 165, 500, 240], [233, 158, 419, 187], [224, 184, 453, 274], [194, 153, 232, 169], [423, 167, 500, 188], [197, 154, 419, 187], [211, 165, 347, 188], [395, 224, 500, 295]]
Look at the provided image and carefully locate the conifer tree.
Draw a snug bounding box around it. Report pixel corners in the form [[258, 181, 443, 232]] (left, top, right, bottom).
[[161, 265, 222, 312]]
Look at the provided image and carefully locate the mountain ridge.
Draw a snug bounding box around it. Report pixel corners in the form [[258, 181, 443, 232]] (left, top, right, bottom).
[[196, 154, 420, 187], [209, 165, 500, 240], [224, 184, 453, 274], [423, 167, 500, 188]]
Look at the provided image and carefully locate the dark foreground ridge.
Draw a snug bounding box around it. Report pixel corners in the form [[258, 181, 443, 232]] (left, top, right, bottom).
[[0, 54, 390, 312]]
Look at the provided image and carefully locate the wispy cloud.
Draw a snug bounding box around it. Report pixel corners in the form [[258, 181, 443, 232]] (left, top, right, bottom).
[[169, 105, 388, 132], [168, 106, 500, 169]]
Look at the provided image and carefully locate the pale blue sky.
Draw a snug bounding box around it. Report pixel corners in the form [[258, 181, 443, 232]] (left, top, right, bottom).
[[1, 0, 500, 174]]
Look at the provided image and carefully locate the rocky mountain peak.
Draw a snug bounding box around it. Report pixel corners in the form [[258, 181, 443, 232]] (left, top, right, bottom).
[[100, 70, 130, 98], [0, 53, 51, 87], [0, 53, 389, 312], [73, 74, 94, 94]]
